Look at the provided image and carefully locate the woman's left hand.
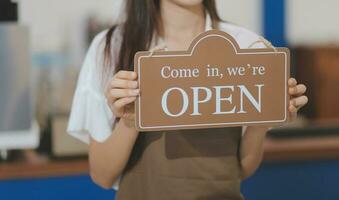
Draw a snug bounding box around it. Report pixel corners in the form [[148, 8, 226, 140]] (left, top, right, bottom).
[[288, 78, 308, 121]]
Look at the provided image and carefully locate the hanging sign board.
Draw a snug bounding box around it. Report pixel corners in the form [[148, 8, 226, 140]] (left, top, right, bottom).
[[134, 30, 290, 132]]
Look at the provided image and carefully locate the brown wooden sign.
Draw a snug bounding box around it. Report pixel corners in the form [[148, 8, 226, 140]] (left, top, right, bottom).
[[134, 30, 290, 132]]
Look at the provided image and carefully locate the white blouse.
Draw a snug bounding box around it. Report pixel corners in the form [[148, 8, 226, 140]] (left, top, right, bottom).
[[67, 13, 268, 189]]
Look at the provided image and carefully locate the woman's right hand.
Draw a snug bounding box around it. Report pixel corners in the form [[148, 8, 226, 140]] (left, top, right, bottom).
[[105, 70, 139, 123]]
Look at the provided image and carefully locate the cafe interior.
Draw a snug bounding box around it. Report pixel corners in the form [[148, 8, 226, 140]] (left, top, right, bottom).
[[1, 0, 339, 200]]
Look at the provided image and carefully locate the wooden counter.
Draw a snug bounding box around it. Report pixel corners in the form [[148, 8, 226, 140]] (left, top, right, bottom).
[[264, 136, 339, 161], [0, 159, 88, 180], [1, 134, 339, 180]]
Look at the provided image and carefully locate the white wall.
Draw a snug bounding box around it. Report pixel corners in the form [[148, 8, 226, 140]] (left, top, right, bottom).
[[216, 0, 262, 34], [18, 0, 123, 54], [287, 0, 339, 45]]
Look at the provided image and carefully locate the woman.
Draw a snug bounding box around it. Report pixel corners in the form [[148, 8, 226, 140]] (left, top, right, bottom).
[[68, 0, 308, 199]]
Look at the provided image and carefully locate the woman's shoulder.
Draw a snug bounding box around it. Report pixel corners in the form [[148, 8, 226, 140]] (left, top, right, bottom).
[[92, 29, 109, 47], [90, 24, 123, 53], [86, 24, 124, 78], [217, 21, 267, 49]]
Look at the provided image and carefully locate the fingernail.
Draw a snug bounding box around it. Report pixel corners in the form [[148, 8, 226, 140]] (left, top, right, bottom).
[[289, 105, 296, 112], [290, 100, 295, 106]]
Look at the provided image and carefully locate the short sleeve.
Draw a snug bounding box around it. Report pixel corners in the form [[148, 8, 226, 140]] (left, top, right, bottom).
[[67, 30, 116, 144]]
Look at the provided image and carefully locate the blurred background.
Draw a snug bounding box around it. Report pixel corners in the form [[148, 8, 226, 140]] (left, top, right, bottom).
[[0, 0, 338, 199]]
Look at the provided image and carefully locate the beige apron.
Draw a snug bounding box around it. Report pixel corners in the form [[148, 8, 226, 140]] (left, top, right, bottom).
[[115, 127, 244, 200]]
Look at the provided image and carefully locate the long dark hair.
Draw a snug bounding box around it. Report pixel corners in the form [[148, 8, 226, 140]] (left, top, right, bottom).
[[104, 0, 221, 74]]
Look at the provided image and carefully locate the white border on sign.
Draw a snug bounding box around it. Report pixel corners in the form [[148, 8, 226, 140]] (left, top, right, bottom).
[[137, 34, 288, 130]]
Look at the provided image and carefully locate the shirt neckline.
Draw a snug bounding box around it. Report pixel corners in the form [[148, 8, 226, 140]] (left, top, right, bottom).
[[152, 12, 213, 50]]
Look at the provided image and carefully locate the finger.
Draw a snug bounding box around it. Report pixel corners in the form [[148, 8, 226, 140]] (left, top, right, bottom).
[[289, 84, 307, 96], [288, 78, 297, 87], [124, 113, 136, 121], [290, 95, 308, 108], [288, 104, 297, 113], [114, 70, 137, 80], [109, 89, 140, 100], [114, 97, 136, 109], [111, 79, 138, 89], [289, 106, 298, 122]]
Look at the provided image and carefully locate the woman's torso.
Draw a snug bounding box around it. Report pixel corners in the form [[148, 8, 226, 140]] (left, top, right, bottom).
[[116, 127, 244, 200], [113, 15, 265, 200]]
